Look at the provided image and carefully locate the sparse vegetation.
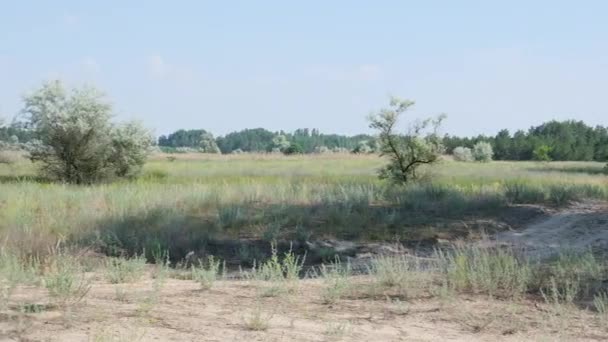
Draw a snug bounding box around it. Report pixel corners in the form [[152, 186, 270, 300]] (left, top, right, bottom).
[[104, 255, 147, 284]]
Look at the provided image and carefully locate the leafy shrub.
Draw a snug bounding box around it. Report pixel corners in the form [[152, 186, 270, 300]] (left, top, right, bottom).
[[452, 146, 473, 162], [472, 142, 493, 162], [22, 81, 153, 184]]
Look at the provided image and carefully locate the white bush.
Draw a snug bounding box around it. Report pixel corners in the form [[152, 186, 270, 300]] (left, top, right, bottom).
[[0, 150, 20, 165], [452, 146, 473, 162], [313, 146, 331, 154], [472, 142, 493, 162]]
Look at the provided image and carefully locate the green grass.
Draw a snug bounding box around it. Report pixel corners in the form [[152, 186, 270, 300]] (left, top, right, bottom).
[[0, 154, 606, 258]]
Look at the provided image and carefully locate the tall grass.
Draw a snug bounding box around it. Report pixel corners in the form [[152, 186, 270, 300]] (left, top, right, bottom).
[[0, 156, 606, 258]]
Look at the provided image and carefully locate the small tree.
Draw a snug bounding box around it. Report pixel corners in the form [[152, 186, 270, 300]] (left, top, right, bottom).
[[368, 97, 445, 184], [532, 145, 552, 162], [22, 80, 153, 184], [472, 141, 493, 162], [270, 134, 290, 152], [452, 146, 473, 162]]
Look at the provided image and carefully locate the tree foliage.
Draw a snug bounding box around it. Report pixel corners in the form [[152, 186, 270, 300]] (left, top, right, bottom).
[[22, 81, 153, 184], [369, 97, 445, 185]]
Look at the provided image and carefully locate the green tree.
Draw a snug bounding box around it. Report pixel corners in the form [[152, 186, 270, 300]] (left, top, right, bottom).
[[368, 97, 445, 184], [493, 129, 511, 160], [22, 80, 153, 184]]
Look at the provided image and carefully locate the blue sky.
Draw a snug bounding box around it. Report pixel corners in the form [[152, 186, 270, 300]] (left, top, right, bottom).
[[1, 1, 606, 137]]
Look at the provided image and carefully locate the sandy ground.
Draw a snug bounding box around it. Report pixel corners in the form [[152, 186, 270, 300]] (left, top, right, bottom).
[[1, 274, 607, 342], [496, 201, 608, 256]]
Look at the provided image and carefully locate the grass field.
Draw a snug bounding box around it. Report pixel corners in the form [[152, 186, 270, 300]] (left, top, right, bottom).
[[1, 153, 607, 259], [2, 153, 608, 340]]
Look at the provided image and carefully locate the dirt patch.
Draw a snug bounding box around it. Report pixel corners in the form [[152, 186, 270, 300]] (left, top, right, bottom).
[[2, 275, 604, 341], [495, 200, 608, 257]]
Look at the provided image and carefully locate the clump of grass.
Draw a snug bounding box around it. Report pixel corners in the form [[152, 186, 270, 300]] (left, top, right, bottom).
[[435, 244, 531, 299], [191, 255, 222, 290], [43, 253, 91, 309], [319, 258, 352, 304], [537, 250, 605, 305], [365, 254, 432, 299], [324, 320, 352, 338], [246, 244, 305, 297], [104, 255, 147, 284], [504, 181, 546, 204], [243, 303, 273, 331]]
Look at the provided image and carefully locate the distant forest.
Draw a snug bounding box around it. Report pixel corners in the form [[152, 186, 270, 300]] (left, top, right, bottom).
[[2, 120, 607, 161]]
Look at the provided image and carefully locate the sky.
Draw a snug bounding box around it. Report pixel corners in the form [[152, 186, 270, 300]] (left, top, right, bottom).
[[0, 1, 607, 137]]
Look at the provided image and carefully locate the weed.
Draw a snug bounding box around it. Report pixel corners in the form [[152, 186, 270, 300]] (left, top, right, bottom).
[[191, 255, 222, 290], [435, 244, 531, 298], [43, 253, 91, 309], [104, 255, 147, 284], [324, 320, 351, 338], [319, 258, 351, 304]]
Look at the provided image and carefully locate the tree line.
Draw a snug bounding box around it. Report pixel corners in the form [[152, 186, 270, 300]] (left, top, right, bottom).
[[443, 120, 608, 162], [4, 116, 607, 161], [158, 127, 376, 154]]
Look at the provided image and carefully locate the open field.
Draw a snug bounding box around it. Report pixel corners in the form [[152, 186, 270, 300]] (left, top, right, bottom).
[[1, 154, 608, 341]]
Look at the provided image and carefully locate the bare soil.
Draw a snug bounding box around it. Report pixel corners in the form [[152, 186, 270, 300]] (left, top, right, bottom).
[[1, 274, 606, 341]]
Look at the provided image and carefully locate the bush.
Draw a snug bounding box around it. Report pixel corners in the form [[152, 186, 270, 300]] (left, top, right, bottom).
[[313, 145, 331, 154], [472, 142, 493, 162], [452, 146, 473, 162], [0, 150, 20, 165], [283, 143, 304, 155], [22, 81, 153, 184]]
